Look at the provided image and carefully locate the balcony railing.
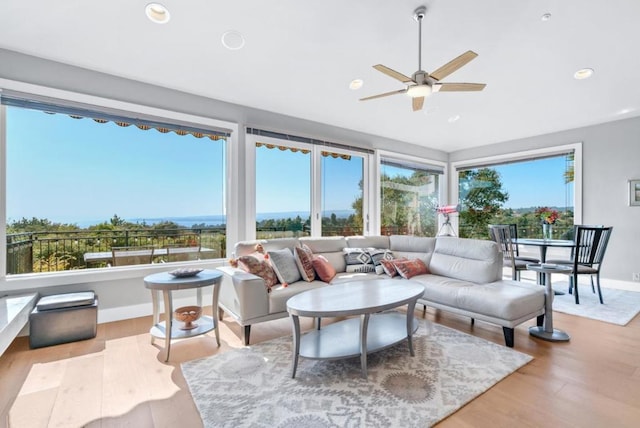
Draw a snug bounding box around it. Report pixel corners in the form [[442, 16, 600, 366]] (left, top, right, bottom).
[[6, 228, 226, 274]]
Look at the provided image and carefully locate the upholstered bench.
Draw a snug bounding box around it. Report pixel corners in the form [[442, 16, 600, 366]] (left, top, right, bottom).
[[29, 291, 98, 349]]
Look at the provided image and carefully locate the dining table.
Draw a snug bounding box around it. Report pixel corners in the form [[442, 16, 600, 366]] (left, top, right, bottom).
[[514, 238, 575, 264]]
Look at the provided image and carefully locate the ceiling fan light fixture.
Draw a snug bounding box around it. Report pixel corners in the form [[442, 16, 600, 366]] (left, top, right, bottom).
[[407, 85, 432, 98], [145, 3, 170, 24]]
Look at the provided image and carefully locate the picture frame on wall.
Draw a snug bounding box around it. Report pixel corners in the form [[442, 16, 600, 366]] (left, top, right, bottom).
[[629, 179, 640, 206]]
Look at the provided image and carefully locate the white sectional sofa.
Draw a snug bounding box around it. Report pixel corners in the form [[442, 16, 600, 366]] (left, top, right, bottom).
[[217, 235, 546, 347]]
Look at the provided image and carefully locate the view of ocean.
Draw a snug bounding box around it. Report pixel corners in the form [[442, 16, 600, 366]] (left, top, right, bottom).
[[69, 210, 356, 229]]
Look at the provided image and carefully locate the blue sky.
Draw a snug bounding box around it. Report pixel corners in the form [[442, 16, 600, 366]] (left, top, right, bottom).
[[6, 106, 572, 226]]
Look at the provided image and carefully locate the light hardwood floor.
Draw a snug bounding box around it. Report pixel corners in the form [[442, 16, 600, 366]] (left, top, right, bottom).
[[1, 304, 639, 427]]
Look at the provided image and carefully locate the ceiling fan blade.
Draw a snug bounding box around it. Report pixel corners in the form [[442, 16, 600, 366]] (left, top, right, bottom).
[[430, 50, 478, 81], [373, 64, 414, 83], [436, 82, 486, 92], [412, 97, 425, 111], [360, 89, 407, 101]]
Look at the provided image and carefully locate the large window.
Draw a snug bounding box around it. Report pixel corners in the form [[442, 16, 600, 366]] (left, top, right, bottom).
[[379, 157, 443, 236], [456, 149, 577, 239], [3, 95, 228, 274], [251, 131, 368, 238]]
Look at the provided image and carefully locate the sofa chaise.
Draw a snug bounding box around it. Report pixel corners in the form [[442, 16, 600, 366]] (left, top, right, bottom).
[[217, 235, 546, 347]]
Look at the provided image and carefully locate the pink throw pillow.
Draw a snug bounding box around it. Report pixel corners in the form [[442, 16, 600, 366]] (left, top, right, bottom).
[[312, 255, 337, 283]]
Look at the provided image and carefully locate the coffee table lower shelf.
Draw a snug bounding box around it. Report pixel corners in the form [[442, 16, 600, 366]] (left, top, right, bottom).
[[297, 311, 418, 371]]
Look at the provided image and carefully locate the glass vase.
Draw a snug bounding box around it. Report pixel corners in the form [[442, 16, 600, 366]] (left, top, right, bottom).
[[542, 223, 553, 241]]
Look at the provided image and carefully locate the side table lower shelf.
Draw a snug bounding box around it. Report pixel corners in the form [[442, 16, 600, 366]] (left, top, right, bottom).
[[150, 315, 216, 340]]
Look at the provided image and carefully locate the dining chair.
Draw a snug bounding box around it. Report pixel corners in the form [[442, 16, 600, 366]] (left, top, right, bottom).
[[489, 225, 529, 281], [111, 246, 156, 267], [488, 223, 539, 263], [555, 226, 613, 304]]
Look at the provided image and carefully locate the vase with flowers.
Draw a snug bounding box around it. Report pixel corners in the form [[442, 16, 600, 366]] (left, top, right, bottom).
[[535, 207, 559, 240]]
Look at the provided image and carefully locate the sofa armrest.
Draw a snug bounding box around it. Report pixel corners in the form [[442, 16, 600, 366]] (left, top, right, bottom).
[[216, 266, 270, 324]]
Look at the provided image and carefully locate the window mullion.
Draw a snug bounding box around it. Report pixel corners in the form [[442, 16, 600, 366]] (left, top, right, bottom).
[[311, 147, 322, 236]]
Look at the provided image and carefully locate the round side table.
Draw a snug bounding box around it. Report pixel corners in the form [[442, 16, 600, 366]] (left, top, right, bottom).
[[144, 269, 223, 361], [526, 263, 571, 342]]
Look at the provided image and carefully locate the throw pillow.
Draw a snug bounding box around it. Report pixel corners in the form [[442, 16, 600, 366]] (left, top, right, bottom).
[[268, 248, 302, 284], [343, 247, 375, 273], [393, 258, 429, 279], [294, 245, 316, 282], [380, 258, 402, 277], [367, 248, 394, 274], [312, 255, 337, 283], [238, 254, 278, 291]]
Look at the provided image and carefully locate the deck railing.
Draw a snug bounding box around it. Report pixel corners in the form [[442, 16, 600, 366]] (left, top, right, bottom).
[[6, 228, 226, 274]]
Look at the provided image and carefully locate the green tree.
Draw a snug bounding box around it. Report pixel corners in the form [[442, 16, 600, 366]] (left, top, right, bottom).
[[458, 168, 509, 238]]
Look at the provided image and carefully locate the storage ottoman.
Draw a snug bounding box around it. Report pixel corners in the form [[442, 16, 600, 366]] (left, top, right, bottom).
[[29, 291, 98, 349]]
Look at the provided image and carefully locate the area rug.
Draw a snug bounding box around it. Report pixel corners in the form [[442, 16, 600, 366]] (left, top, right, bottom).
[[551, 281, 640, 326], [182, 318, 532, 428]]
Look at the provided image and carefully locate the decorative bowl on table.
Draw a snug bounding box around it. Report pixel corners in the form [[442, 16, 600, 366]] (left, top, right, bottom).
[[174, 305, 202, 330], [168, 268, 203, 278]]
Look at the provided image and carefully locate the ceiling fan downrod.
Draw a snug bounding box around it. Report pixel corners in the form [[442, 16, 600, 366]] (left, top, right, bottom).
[[414, 6, 427, 72]]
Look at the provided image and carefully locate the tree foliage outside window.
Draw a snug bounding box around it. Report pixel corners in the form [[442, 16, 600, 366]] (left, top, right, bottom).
[[458, 153, 575, 240], [379, 167, 440, 237]]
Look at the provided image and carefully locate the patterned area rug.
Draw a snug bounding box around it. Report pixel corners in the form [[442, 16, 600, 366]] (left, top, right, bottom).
[[551, 281, 640, 325], [182, 318, 532, 427]]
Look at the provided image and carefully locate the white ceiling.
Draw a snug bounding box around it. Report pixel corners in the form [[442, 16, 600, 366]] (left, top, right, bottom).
[[1, 0, 639, 152]]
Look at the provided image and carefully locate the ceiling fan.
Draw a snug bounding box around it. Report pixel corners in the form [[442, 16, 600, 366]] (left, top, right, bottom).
[[360, 6, 486, 112]]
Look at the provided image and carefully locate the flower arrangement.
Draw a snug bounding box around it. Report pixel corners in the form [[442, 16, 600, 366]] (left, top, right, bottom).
[[535, 207, 559, 224]]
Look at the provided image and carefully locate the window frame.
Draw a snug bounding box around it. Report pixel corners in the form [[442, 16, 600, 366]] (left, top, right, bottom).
[[0, 82, 238, 290], [246, 132, 371, 240], [449, 143, 583, 235], [374, 150, 448, 236]]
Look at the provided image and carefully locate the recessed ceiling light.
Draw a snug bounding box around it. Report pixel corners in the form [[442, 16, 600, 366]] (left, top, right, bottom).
[[145, 3, 170, 24], [574, 68, 594, 80], [448, 115, 460, 123], [616, 107, 636, 115], [541, 13, 552, 21], [349, 79, 364, 90], [221, 30, 245, 50]]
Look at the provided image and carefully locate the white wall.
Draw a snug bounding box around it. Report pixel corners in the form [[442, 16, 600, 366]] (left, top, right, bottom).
[[450, 116, 640, 283]]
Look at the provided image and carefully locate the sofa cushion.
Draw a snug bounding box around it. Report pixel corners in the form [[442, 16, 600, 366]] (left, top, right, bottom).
[[294, 245, 316, 282], [429, 237, 502, 284], [267, 248, 301, 284], [393, 258, 429, 279], [346, 236, 390, 249], [388, 235, 436, 266], [235, 238, 298, 257], [312, 255, 337, 282], [299, 237, 347, 253], [269, 280, 327, 313], [330, 271, 381, 284]]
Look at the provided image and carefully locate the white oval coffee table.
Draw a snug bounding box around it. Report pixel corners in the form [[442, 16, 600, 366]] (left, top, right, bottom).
[[286, 279, 425, 379]]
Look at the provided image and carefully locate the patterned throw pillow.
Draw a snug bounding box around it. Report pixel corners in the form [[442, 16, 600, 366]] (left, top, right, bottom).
[[343, 248, 375, 273], [312, 255, 337, 283], [268, 248, 302, 285], [367, 248, 394, 274], [294, 245, 316, 282], [380, 258, 401, 277], [238, 254, 278, 291], [393, 258, 429, 279]]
